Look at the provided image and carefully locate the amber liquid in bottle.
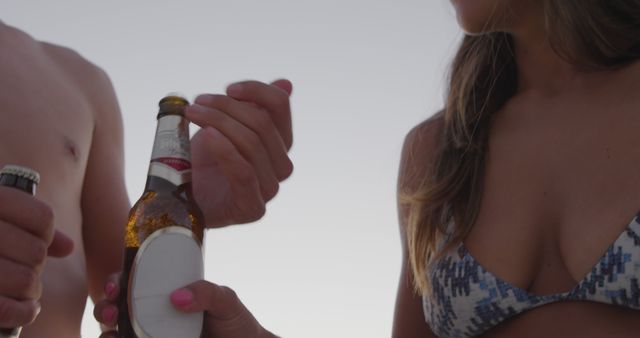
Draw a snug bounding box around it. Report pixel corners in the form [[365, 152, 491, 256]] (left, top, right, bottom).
[[117, 96, 205, 338]]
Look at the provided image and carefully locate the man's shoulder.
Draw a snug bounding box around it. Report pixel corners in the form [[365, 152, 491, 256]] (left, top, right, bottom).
[[1, 23, 106, 83], [36, 40, 119, 119], [39, 41, 110, 89]]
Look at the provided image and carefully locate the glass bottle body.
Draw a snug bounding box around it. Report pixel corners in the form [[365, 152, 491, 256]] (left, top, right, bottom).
[[117, 96, 205, 338], [118, 177, 204, 338]]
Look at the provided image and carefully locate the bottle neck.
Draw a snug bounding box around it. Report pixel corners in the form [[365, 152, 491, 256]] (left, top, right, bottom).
[[145, 114, 192, 191]]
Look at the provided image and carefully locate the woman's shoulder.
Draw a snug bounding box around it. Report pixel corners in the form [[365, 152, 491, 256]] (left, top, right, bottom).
[[614, 58, 640, 92], [398, 111, 444, 192], [404, 111, 444, 151]]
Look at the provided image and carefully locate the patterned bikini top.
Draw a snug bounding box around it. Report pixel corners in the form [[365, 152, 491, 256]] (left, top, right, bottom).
[[423, 214, 640, 338]]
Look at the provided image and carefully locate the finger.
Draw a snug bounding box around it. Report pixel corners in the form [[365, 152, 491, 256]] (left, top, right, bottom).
[[271, 79, 293, 96], [170, 281, 246, 320], [189, 94, 293, 181], [104, 273, 122, 301], [0, 187, 54, 242], [186, 103, 280, 200], [0, 258, 41, 301], [225, 80, 293, 149], [191, 127, 266, 225], [0, 221, 47, 268], [47, 230, 74, 258], [0, 296, 39, 328], [93, 301, 118, 328]]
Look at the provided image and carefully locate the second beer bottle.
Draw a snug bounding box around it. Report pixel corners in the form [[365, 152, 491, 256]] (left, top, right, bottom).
[[118, 95, 205, 338]]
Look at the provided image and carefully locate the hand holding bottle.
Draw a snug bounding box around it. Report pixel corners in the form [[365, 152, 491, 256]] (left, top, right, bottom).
[[97, 79, 293, 337], [0, 167, 74, 332], [95, 275, 278, 338], [186, 79, 294, 227]]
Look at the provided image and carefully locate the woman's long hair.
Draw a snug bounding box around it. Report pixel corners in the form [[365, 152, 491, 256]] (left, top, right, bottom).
[[405, 0, 640, 294]]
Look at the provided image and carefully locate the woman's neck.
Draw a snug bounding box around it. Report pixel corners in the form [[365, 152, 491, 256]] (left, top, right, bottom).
[[507, 3, 593, 96], [513, 34, 583, 96]]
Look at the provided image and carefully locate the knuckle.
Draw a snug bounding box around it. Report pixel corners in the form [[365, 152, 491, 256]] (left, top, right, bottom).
[[0, 299, 15, 325], [278, 158, 294, 180], [251, 111, 272, 132], [28, 241, 48, 267], [270, 91, 290, 111], [263, 180, 280, 201], [34, 202, 54, 225], [218, 285, 249, 319], [233, 165, 256, 186], [249, 203, 266, 221], [238, 81, 258, 93], [194, 94, 216, 106], [32, 203, 54, 239], [220, 285, 238, 300], [25, 301, 38, 325], [244, 132, 262, 151], [214, 140, 236, 162], [285, 135, 294, 150], [32, 281, 42, 301], [208, 94, 231, 109], [15, 266, 38, 298], [237, 200, 265, 223]]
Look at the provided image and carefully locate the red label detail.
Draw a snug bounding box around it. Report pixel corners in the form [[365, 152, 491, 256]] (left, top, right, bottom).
[[152, 158, 192, 171]]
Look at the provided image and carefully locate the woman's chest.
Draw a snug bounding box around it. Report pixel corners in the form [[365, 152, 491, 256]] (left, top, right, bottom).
[[466, 94, 640, 295]]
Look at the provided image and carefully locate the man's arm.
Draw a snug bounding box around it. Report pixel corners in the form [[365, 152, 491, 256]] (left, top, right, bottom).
[[79, 65, 130, 302]]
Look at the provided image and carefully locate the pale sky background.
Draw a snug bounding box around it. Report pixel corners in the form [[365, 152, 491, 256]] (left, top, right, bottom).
[[3, 1, 461, 337]]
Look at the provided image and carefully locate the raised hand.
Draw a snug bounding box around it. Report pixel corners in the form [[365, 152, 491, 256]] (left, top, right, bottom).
[[186, 79, 294, 227]]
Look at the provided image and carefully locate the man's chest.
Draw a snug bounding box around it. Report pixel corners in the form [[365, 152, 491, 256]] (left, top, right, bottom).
[[0, 71, 95, 181]]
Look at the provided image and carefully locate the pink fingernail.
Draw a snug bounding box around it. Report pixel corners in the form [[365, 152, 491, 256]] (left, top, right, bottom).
[[102, 306, 117, 324], [170, 288, 194, 308], [105, 282, 116, 298]]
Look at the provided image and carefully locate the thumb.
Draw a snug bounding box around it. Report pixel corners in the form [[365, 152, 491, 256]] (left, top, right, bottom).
[[170, 281, 246, 319], [171, 281, 275, 338], [47, 229, 74, 257], [270, 79, 293, 96]]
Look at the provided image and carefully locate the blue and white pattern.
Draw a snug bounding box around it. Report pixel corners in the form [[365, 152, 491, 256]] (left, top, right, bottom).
[[423, 214, 640, 337]]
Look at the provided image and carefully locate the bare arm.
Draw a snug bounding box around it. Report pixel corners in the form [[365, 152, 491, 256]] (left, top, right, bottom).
[[392, 118, 442, 338], [80, 66, 130, 302]]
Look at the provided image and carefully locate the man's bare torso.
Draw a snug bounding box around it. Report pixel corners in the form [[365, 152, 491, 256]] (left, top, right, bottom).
[[0, 23, 115, 337]]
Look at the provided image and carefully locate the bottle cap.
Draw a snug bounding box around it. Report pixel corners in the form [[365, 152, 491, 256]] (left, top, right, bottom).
[[159, 93, 189, 106], [158, 94, 190, 119], [0, 165, 40, 184]]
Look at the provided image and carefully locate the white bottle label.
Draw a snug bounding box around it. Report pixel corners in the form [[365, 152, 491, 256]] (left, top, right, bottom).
[[130, 226, 203, 338]]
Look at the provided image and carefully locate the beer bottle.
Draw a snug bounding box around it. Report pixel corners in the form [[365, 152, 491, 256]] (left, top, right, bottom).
[[0, 164, 40, 338], [118, 95, 205, 338]]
